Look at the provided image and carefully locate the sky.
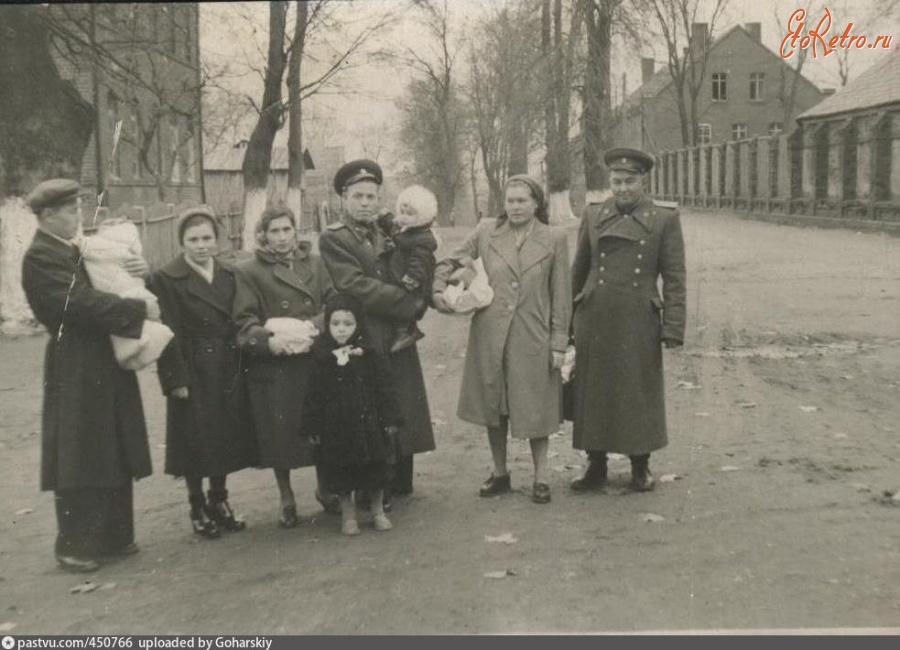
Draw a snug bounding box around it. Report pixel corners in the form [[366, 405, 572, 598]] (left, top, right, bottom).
[[199, 0, 900, 159]]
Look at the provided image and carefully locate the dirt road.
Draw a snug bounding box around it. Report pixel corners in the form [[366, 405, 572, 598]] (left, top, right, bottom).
[[1, 211, 898, 634]]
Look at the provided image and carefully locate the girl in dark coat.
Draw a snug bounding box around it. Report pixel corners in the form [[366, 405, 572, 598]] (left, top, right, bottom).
[[148, 208, 257, 539], [304, 293, 403, 535]]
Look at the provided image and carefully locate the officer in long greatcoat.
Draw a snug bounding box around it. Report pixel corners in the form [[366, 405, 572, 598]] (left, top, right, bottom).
[[319, 160, 436, 504], [21, 179, 153, 573], [569, 149, 686, 492]]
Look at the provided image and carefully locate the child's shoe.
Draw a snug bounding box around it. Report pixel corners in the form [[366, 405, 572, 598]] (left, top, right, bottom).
[[341, 519, 361, 536], [373, 513, 393, 531]]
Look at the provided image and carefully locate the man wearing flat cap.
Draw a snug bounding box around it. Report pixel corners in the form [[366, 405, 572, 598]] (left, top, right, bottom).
[[319, 160, 436, 505], [21, 179, 155, 573], [569, 148, 686, 493]]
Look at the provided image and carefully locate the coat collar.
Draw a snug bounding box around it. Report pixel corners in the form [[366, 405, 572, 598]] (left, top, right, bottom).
[[33, 229, 80, 261], [254, 248, 315, 297], [160, 255, 231, 315], [489, 218, 553, 277], [592, 195, 654, 239]]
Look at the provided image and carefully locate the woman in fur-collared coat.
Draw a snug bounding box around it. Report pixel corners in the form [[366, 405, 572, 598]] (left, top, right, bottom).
[[231, 206, 335, 528]]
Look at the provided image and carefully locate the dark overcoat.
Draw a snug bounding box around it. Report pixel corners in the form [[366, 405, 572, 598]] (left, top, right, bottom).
[[148, 256, 257, 477], [21, 230, 153, 491], [231, 245, 333, 469], [304, 335, 402, 468], [570, 195, 686, 455], [318, 219, 436, 456], [433, 218, 572, 438]]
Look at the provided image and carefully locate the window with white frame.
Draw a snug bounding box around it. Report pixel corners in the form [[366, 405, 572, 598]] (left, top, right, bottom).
[[697, 123, 712, 144], [749, 72, 765, 101], [768, 122, 784, 136], [712, 72, 728, 101], [732, 123, 749, 140]]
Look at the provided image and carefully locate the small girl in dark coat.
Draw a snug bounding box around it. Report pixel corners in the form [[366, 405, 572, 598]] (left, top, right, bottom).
[[305, 293, 403, 535]]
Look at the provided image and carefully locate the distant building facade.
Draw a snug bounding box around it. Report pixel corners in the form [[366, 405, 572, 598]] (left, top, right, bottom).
[[51, 3, 204, 213], [617, 23, 828, 153]]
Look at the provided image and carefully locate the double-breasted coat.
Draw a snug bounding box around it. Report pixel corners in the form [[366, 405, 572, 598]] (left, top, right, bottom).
[[570, 195, 686, 455], [433, 218, 572, 438], [148, 256, 257, 478], [231, 245, 333, 469], [22, 230, 153, 491], [318, 220, 436, 456]]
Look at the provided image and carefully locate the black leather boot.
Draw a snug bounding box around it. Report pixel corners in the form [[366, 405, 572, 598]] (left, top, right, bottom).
[[570, 452, 608, 491], [189, 495, 221, 539], [630, 454, 656, 491], [206, 489, 247, 532]]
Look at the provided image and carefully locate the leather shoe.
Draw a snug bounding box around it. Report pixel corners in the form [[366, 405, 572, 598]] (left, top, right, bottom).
[[278, 503, 299, 529], [107, 542, 140, 557], [532, 482, 552, 504], [57, 554, 101, 573], [479, 472, 511, 497], [315, 489, 342, 516], [570, 460, 608, 491], [631, 469, 656, 491], [206, 490, 247, 531]]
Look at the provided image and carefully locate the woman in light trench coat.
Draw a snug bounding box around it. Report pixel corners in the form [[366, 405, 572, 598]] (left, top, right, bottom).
[[433, 175, 571, 504]]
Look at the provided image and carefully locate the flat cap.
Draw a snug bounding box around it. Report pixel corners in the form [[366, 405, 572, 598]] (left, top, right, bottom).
[[333, 159, 382, 194], [26, 178, 81, 214], [604, 148, 655, 174]]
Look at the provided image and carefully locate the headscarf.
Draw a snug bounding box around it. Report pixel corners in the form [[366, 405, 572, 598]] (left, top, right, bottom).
[[315, 292, 369, 355], [501, 174, 549, 225], [254, 205, 298, 265]]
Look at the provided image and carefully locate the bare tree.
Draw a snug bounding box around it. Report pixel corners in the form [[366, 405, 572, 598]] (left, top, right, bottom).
[[396, 0, 466, 225], [636, 0, 730, 147], [465, 1, 543, 216], [581, 0, 615, 196], [239, 1, 399, 245], [542, 0, 583, 223]]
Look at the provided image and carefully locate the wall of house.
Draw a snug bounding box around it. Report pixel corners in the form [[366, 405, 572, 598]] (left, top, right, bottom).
[[620, 27, 827, 154]]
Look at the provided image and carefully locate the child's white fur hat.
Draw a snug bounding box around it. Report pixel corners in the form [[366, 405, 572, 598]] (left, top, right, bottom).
[[395, 184, 438, 228]]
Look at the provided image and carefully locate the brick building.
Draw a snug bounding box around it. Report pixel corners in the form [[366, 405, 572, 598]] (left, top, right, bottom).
[[616, 23, 828, 153], [52, 3, 204, 213]]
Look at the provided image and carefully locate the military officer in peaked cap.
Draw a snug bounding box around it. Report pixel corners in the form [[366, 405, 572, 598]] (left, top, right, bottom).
[[318, 160, 436, 507], [569, 148, 686, 493], [21, 179, 154, 573]]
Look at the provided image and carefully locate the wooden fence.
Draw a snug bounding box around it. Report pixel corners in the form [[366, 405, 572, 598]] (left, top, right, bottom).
[[649, 110, 900, 223], [85, 199, 327, 271]]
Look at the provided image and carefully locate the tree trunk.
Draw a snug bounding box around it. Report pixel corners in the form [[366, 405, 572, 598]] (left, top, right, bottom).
[[582, 0, 612, 194], [286, 0, 308, 232], [0, 6, 95, 326], [241, 1, 289, 249], [544, 0, 575, 224]]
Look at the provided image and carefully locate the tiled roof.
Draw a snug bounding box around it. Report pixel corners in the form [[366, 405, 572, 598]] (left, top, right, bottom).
[[797, 51, 900, 119]]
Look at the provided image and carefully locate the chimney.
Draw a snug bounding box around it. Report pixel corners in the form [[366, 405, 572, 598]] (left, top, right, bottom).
[[692, 22, 709, 51], [641, 57, 655, 84], [744, 22, 761, 42]]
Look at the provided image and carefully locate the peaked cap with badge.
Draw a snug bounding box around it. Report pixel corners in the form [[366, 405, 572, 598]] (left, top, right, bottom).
[[604, 148, 655, 175], [333, 159, 383, 195]]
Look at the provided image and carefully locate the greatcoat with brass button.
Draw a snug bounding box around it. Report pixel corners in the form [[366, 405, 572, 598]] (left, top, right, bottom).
[[433, 218, 572, 438], [570, 195, 686, 455], [231, 244, 333, 469], [148, 255, 258, 477]]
